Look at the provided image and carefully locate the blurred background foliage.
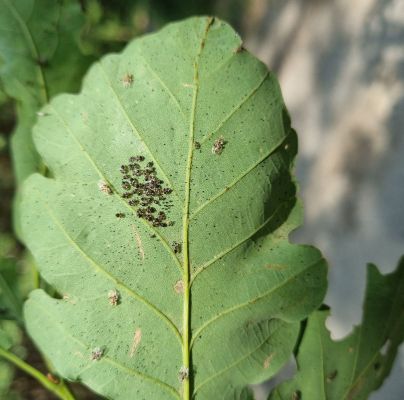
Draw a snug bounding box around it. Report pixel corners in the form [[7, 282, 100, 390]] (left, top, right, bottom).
[[0, 0, 403, 399]]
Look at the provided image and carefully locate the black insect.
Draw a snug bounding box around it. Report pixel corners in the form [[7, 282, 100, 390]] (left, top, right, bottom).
[[115, 213, 125, 218], [172, 242, 182, 254], [120, 165, 129, 174]]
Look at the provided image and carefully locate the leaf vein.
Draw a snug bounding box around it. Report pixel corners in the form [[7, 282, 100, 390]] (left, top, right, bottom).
[[190, 196, 295, 284], [48, 105, 183, 274], [32, 186, 182, 343], [199, 70, 269, 144], [138, 50, 187, 121], [193, 323, 280, 395], [190, 132, 291, 219], [30, 300, 181, 399], [190, 258, 324, 346], [97, 62, 180, 200]]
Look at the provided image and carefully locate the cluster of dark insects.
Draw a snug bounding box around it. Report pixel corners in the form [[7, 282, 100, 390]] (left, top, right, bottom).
[[117, 155, 173, 227]]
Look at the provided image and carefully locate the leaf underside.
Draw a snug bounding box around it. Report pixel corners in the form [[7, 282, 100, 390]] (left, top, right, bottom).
[[269, 258, 404, 400], [21, 17, 327, 400]]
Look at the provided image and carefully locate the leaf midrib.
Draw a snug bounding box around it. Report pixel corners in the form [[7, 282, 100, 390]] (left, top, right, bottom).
[[182, 17, 214, 400]]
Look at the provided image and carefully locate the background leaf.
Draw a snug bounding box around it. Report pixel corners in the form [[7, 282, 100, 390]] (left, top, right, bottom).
[[0, 0, 92, 183], [0, 233, 21, 398], [269, 257, 404, 400], [0, 257, 23, 323], [21, 17, 327, 399]]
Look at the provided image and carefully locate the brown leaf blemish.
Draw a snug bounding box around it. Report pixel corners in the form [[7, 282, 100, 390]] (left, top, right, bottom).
[[129, 328, 142, 358], [263, 353, 275, 369], [132, 226, 145, 260], [46, 373, 60, 384], [174, 280, 184, 294]]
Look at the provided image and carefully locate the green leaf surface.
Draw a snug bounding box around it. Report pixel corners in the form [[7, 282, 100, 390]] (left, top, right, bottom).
[[21, 17, 327, 399], [0, 257, 23, 323], [0, 0, 92, 182], [269, 257, 404, 400]]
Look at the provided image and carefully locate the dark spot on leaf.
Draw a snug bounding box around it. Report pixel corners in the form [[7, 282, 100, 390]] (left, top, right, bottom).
[[172, 242, 182, 254], [327, 370, 337, 382]]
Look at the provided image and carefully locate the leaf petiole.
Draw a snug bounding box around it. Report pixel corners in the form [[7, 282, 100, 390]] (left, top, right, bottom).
[[0, 346, 76, 400]]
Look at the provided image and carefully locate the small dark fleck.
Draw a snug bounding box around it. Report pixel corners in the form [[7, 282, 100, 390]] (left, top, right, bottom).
[[194, 141, 201, 149], [327, 370, 338, 382], [172, 242, 182, 254]]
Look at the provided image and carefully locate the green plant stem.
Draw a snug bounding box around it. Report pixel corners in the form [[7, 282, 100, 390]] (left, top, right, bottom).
[[0, 346, 76, 400]]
